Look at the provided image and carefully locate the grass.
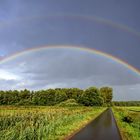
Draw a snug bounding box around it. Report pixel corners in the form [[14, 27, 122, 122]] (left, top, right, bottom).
[[0, 106, 105, 140], [113, 107, 140, 140]]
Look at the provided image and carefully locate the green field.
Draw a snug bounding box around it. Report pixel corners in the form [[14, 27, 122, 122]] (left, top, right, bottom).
[[0, 106, 105, 140], [113, 107, 140, 140]]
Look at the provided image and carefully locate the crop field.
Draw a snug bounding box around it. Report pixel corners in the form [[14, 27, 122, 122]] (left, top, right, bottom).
[[113, 107, 140, 140], [0, 106, 105, 140]]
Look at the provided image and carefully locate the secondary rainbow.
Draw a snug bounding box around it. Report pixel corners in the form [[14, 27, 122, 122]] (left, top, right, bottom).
[[0, 15, 140, 38], [0, 45, 140, 76]]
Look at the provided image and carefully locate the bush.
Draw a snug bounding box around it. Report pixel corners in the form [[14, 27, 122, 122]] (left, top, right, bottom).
[[122, 115, 133, 123], [57, 99, 81, 107], [15, 99, 33, 106]]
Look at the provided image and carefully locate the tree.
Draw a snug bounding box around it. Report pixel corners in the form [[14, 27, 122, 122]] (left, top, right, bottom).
[[100, 87, 113, 105], [0, 86, 115, 106], [20, 89, 30, 99], [80, 87, 104, 106], [62, 88, 83, 101], [54, 90, 67, 104]]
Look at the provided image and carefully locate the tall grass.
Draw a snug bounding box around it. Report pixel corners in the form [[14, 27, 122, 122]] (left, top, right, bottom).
[[113, 107, 140, 140], [0, 106, 105, 140]]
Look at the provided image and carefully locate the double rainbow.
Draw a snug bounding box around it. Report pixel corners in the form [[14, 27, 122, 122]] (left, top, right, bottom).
[[0, 15, 139, 76]]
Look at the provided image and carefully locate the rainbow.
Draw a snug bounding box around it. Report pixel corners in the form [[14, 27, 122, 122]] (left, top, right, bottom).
[[0, 15, 140, 38], [0, 45, 140, 76]]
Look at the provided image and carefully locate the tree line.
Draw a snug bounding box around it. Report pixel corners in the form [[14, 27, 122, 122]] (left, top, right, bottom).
[[113, 101, 140, 106], [0, 87, 113, 106]]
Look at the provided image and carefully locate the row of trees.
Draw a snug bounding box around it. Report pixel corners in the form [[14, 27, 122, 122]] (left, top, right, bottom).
[[113, 101, 140, 106], [0, 87, 113, 106]]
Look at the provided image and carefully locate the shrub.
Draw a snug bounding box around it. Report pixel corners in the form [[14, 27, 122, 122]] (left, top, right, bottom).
[[122, 115, 133, 123], [57, 99, 81, 107]]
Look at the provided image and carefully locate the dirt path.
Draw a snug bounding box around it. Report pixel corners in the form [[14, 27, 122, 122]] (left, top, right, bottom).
[[69, 108, 122, 140]]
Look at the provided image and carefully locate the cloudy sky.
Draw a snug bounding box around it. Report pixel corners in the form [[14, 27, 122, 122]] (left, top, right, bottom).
[[0, 0, 140, 100]]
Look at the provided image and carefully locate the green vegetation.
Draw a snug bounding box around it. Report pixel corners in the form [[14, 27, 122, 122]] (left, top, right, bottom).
[[0, 106, 105, 140], [100, 87, 113, 106], [0, 86, 113, 106], [57, 99, 80, 107], [2, 86, 140, 140], [113, 101, 140, 106], [79, 87, 104, 106], [0, 86, 112, 139], [113, 107, 140, 140]]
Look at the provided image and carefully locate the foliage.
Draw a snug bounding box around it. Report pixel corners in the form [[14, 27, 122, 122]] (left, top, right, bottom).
[[0, 106, 105, 140], [63, 88, 83, 101], [113, 101, 140, 106], [79, 87, 104, 106], [100, 87, 113, 105], [113, 107, 140, 140], [122, 115, 133, 123], [57, 99, 81, 107], [0, 86, 113, 106]]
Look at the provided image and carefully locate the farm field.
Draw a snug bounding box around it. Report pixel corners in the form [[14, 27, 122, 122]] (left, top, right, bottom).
[[0, 106, 105, 140], [113, 107, 140, 140]]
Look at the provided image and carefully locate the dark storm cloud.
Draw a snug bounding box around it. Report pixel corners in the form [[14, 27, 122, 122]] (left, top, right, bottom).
[[0, 0, 140, 69], [18, 51, 140, 86]]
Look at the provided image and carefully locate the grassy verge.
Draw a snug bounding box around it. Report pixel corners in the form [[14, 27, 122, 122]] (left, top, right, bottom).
[[0, 106, 105, 140], [113, 107, 140, 140]]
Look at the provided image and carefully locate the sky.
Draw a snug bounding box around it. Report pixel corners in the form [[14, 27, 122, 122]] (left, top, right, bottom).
[[0, 0, 140, 100]]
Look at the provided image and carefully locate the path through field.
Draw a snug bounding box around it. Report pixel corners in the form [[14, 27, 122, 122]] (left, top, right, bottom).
[[69, 108, 122, 140]]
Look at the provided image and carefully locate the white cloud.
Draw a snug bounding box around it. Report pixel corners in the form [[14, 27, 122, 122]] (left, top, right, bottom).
[[0, 69, 20, 80]]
